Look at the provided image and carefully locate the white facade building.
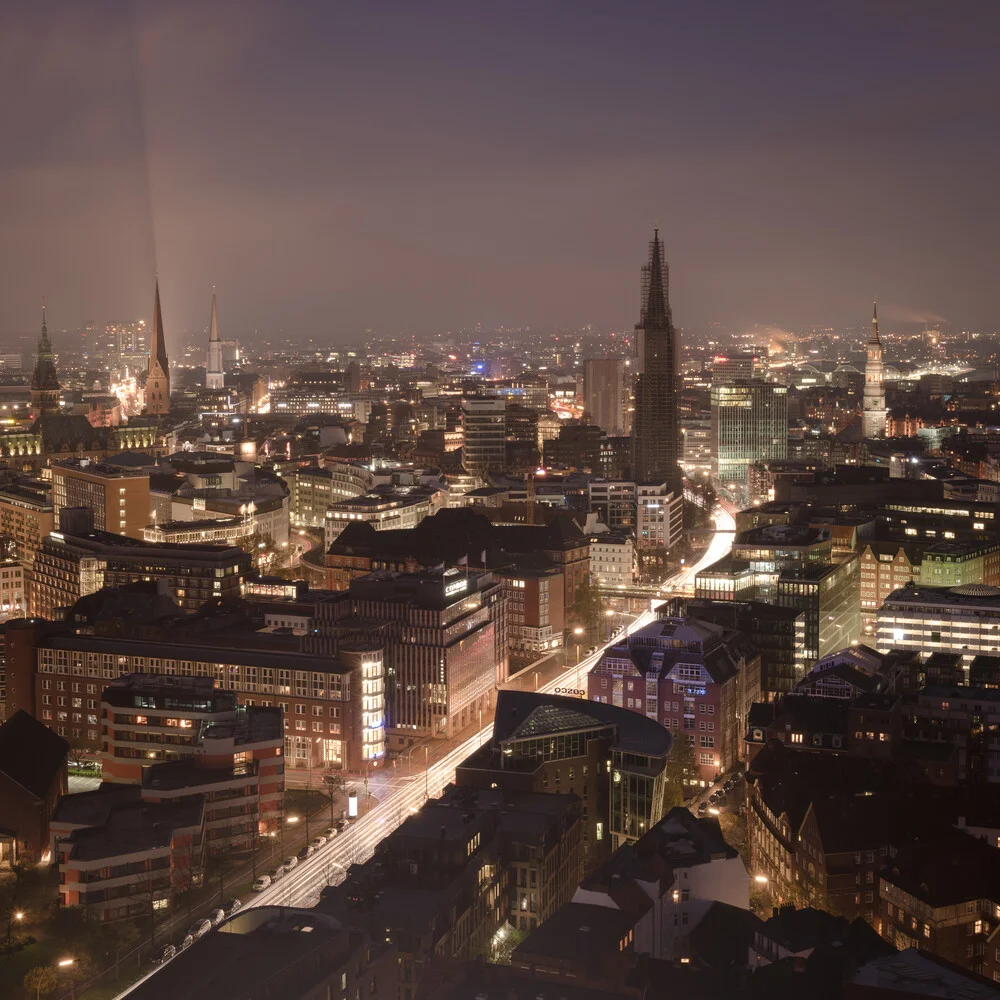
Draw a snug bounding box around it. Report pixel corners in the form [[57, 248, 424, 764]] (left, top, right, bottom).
[[637, 483, 684, 551], [572, 807, 749, 961], [588, 532, 636, 589], [323, 485, 446, 549], [876, 582, 1000, 667]]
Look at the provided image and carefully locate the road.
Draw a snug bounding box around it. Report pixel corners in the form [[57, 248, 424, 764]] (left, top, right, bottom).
[[117, 505, 735, 996], [662, 500, 737, 592]]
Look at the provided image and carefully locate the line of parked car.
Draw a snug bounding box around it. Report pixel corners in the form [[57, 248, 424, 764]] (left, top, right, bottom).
[[696, 771, 743, 815], [251, 820, 349, 893], [152, 818, 352, 964]]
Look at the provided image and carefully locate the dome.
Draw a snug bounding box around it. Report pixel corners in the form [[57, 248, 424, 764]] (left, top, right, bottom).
[[950, 584, 1000, 598]]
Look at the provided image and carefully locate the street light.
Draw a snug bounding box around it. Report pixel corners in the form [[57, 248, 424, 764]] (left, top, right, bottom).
[[58, 958, 74, 967], [754, 874, 768, 885], [573, 626, 584, 665]]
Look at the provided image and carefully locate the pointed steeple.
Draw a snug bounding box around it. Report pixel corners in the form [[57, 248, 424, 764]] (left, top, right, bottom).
[[206, 286, 224, 390], [31, 297, 61, 415], [146, 276, 171, 415], [150, 277, 168, 371], [209, 287, 220, 343], [869, 300, 881, 345], [640, 228, 673, 331]]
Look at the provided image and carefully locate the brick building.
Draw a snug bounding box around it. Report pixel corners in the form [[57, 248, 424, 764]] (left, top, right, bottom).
[[51, 458, 150, 539], [589, 616, 760, 783], [4, 615, 385, 772]]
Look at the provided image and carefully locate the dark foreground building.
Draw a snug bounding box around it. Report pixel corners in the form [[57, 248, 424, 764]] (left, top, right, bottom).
[[456, 690, 671, 869]]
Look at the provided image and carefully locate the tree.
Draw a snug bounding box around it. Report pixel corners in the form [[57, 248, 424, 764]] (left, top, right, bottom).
[[23, 966, 57, 1000], [67, 735, 89, 770], [664, 732, 698, 809], [571, 576, 603, 641]]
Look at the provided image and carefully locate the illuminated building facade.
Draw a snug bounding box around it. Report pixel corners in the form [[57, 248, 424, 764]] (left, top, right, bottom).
[[863, 302, 887, 440], [710, 379, 788, 484], [876, 583, 1000, 667]]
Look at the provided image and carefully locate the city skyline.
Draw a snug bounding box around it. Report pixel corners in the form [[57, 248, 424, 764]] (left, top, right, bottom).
[[3, 3, 1000, 343]]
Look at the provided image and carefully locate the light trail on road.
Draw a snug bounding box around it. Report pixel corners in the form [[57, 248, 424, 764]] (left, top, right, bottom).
[[116, 508, 734, 996]]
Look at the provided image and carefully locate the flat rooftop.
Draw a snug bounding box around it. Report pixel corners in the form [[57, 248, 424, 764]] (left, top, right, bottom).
[[125, 907, 358, 1000]]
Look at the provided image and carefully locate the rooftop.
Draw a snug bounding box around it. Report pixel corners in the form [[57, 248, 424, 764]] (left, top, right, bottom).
[[492, 690, 671, 759], [851, 948, 1000, 999], [64, 797, 204, 863], [0, 710, 68, 801], [123, 906, 361, 1000]]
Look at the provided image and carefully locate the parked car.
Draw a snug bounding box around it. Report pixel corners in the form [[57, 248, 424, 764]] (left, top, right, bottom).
[[268, 867, 284, 882], [208, 908, 226, 926], [336, 818, 349, 832], [180, 934, 193, 951], [186, 919, 212, 940], [324, 826, 338, 839], [151, 944, 176, 965], [223, 898, 242, 917], [282, 856, 298, 872], [297, 844, 314, 860], [310, 835, 326, 850], [251, 875, 271, 892], [697, 801, 708, 815]]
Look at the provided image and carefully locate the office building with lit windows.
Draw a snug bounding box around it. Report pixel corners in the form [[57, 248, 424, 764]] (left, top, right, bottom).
[[4, 616, 384, 772], [50, 458, 150, 539], [315, 568, 504, 742], [776, 555, 861, 666], [30, 507, 250, 619], [876, 583, 1000, 667], [710, 379, 787, 484]]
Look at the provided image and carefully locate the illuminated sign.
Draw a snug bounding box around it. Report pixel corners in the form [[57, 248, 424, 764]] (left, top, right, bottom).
[[444, 579, 469, 598], [348, 792, 358, 818]]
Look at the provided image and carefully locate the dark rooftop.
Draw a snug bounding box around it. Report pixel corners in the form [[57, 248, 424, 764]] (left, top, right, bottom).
[[64, 798, 205, 863], [492, 690, 671, 758], [0, 709, 68, 801]]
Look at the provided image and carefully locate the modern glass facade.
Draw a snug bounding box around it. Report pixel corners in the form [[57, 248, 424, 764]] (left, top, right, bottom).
[[710, 380, 787, 484]]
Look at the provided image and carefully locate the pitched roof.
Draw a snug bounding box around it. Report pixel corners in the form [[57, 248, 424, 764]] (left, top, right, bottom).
[[0, 710, 68, 800]]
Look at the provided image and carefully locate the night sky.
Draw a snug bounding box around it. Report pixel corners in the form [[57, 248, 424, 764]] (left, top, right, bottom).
[[2, 1, 999, 344]]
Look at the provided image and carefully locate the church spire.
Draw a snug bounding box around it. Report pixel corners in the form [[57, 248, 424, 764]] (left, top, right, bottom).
[[31, 298, 61, 416], [150, 277, 168, 371], [870, 300, 880, 344], [209, 288, 220, 343], [641, 227, 672, 330], [146, 277, 171, 415], [206, 286, 224, 390]]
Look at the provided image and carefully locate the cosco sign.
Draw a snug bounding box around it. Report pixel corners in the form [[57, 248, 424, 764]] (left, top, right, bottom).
[[554, 687, 585, 697]]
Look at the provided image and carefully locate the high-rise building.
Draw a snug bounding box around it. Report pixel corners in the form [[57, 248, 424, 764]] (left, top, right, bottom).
[[863, 301, 887, 440], [710, 380, 788, 484], [461, 397, 506, 473], [30, 304, 61, 418], [146, 278, 170, 416], [50, 458, 150, 539], [583, 358, 627, 436], [709, 352, 759, 385], [206, 288, 224, 390], [631, 230, 681, 493]]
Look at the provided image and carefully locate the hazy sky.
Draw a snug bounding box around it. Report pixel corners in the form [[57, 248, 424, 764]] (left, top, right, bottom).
[[2, 2, 999, 346]]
